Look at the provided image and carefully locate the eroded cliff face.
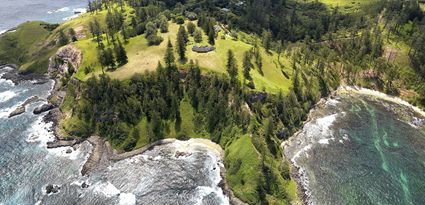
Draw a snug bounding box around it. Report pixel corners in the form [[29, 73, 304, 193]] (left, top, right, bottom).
[[48, 45, 82, 77]]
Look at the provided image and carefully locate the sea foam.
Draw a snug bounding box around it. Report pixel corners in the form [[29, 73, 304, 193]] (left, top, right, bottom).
[[25, 116, 55, 146], [93, 181, 121, 197], [119, 193, 136, 205], [0, 91, 17, 103]]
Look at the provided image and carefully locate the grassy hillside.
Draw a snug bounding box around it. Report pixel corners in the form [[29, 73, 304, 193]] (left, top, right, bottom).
[[72, 18, 292, 93], [314, 0, 379, 12], [0, 21, 58, 73]]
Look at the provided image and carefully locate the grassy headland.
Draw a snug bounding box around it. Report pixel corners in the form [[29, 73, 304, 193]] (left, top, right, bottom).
[[1, 0, 425, 204]]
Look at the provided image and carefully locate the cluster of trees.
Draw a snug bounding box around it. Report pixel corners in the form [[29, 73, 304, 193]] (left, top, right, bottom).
[[145, 21, 164, 45], [87, 5, 129, 70], [57, 28, 77, 46], [197, 14, 216, 45]]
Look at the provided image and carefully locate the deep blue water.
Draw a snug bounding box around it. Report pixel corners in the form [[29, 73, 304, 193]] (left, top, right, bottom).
[[0, 0, 87, 32]]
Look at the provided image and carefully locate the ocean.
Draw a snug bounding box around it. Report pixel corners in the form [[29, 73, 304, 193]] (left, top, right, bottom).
[[284, 88, 425, 205], [0, 68, 229, 204], [0, 0, 87, 33]]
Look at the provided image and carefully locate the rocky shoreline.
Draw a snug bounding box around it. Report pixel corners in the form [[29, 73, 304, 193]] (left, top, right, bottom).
[[1, 63, 248, 205], [8, 96, 41, 118], [281, 85, 425, 205], [281, 98, 331, 205]]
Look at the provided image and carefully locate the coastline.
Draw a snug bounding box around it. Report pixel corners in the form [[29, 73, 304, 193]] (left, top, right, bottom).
[[2, 60, 246, 204], [281, 85, 425, 205], [281, 94, 333, 205]]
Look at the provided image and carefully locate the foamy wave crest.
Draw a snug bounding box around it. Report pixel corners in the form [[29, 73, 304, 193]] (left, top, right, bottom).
[[0, 71, 15, 86], [315, 113, 338, 136], [0, 103, 20, 118], [25, 116, 55, 146], [73, 8, 87, 13], [63, 8, 87, 21], [119, 193, 136, 205], [92, 181, 121, 197], [0, 90, 17, 103], [48, 147, 80, 160]]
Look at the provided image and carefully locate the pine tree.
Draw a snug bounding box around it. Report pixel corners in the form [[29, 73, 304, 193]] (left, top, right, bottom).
[[176, 26, 187, 60], [114, 40, 128, 65], [254, 43, 264, 75], [262, 30, 272, 51], [293, 68, 303, 101], [187, 22, 196, 35], [208, 29, 215, 45], [105, 47, 115, 69], [243, 51, 252, 80], [194, 29, 203, 43], [69, 28, 77, 42], [90, 19, 102, 45], [181, 26, 189, 43], [226, 49, 238, 84], [164, 39, 175, 68], [159, 15, 169, 33], [58, 30, 69, 46], [121, 26, 128, 43]]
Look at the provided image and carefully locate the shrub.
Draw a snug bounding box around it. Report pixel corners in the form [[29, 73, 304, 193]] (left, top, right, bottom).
[[175, 16, 185, 24]]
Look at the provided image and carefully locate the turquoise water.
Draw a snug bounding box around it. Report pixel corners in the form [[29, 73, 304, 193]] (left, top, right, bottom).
[[285, 93, 425, 205]]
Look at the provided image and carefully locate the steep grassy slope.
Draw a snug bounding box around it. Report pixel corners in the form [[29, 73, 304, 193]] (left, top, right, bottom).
[[0, 21, 58, 73]]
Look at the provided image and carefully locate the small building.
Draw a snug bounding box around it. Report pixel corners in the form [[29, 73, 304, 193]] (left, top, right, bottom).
[[192, 45, 215, 53]]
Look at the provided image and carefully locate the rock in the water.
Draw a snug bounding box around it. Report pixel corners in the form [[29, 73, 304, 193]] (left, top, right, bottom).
[[81, 182, 89, 188], [33, 103, 55, 115], [8, 106, 25, 118], [45, 184, 60, 194], [45, 184, 54, 194], [8, 96, 39, 118], [66, 148, 72, 154]]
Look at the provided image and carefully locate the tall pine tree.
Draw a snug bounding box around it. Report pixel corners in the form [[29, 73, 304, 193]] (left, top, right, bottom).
[[226, 49, 238, 84], [243, 51, 252, 80], [114, 40, 128, 66], [176, 26, 187, 61], [164, 39, 175, 68]]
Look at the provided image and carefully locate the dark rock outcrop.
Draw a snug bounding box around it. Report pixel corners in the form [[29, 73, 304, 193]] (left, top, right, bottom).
[[33, 103, 55, 115], [81, 182, 89, 188], [8, 96, 40, 118], [45, 184, 60, 194], [48, 45, 82, 77], [246, 92, 268, 105], [0, 65, 47, 85], [47, 139, 79, 149]]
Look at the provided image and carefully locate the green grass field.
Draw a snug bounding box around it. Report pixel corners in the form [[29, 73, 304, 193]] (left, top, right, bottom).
[[313, 0, 378, 12], [71, 16, 293, 93]]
